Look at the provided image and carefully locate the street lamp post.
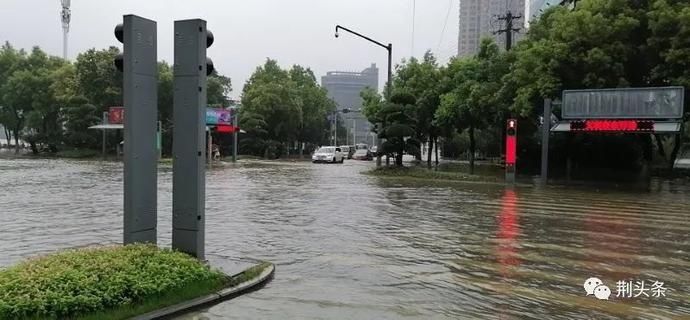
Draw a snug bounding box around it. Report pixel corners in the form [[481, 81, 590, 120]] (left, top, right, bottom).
[[335, 25, 392, 167]]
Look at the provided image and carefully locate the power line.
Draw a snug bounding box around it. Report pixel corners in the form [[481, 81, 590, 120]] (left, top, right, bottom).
[[411, 0, 416, 57], [436, 0, 453, 54]]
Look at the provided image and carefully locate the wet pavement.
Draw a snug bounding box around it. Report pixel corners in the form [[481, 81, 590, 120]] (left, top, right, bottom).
[[1, 156, 689, 319]]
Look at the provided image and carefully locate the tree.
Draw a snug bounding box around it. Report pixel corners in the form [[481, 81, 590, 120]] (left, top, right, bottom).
[[289, 65, 335, 151], [74, 47, 122, 111], [208, 71, 232, 107], [393, 51, 442, 166], [376, 92, 420, 166], [436, 38, 508, 173], [2, 47, 69, 154], [63, 96, 100, 148], [0, 42, 26, 152], [240, 59, 303, 157]]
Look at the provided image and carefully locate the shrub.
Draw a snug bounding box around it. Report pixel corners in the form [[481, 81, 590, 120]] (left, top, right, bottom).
[[0, 244, 227, 319]]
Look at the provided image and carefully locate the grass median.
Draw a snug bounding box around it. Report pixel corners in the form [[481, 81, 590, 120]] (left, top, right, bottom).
[[0, 244, 229, 320], [364, 166, 502, 183]]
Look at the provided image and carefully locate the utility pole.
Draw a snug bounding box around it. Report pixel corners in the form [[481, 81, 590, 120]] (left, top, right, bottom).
[[495, 11, 522, 51]]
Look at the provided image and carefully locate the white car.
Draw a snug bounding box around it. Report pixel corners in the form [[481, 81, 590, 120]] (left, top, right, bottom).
[[312, 146, 344, 163]]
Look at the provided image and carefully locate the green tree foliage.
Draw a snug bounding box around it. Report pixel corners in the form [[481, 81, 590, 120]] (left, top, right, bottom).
[[74, 47, 122, 110], [2, 47, 70, 153], [240, 59, 334, 158], [208, 71, 232, 107], [436, 38, 508, 173], [393, 51, 442, 164], [375, 92, 420, 166], [63, 96, 100, 148]]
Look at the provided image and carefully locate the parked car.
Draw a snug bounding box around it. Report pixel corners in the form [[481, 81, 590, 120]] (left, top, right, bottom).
[[339, 145, 353, 159], [312, 146, 344, 163], [352, 149, 373, 161]]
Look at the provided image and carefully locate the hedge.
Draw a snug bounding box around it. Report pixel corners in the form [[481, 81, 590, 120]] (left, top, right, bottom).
[[0, 244, 228, 319]]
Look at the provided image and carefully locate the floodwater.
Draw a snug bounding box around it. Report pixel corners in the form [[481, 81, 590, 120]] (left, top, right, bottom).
[[1, 155, 690, 319]]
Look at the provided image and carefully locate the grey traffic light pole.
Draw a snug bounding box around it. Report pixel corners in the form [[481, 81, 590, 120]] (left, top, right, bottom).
[[115, 15, 158, 245], [172, 19, 213, 260], [335, 25, 392, 167]]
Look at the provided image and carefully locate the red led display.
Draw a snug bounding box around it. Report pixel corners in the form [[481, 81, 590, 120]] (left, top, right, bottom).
[[216, 125, 238, 133], [570, 120, 654, 132]]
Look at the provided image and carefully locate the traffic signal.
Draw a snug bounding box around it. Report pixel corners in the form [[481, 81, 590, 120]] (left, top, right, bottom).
[[113, 15, 159, 245], [113, 24, 124, 71], [206, 30, 214, 75], [172, 19, 213, 259]]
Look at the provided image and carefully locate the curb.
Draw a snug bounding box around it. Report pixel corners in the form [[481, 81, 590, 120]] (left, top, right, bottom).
[[131, 263, 275, 320]]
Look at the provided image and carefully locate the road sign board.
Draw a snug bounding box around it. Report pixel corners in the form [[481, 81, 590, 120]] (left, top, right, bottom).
[[562, 87, 684, 120]]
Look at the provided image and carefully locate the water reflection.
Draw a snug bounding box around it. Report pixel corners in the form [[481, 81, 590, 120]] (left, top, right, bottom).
[[496, 188, 520, 278]]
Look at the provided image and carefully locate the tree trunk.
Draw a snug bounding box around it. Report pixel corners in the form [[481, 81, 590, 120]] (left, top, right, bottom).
[[669, 133, 682, 170], [13, 128, 20, 154], [434, 136, 439, 166], [396, 152, 403, 166], [469, 126, 476, 175], [4, 128, 10, 147], [426, 137, 433, 168]]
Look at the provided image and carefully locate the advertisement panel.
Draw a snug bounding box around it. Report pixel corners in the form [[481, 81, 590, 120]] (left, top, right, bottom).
[[109, 106, 124, 124], [206, 108, 233, 125]]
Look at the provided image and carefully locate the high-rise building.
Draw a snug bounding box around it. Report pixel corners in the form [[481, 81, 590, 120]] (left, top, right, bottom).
[[458, 0, 526, 57], [321, 64, 379, 146]]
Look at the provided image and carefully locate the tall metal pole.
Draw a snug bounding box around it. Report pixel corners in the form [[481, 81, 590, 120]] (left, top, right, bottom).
[[334, 25, 392, 168], [102, 111, 107, 160], [60, 0, 71, 60], [334, 113, 338, 146], [540, 99, 551, 185], [232, 109, 238, 162]]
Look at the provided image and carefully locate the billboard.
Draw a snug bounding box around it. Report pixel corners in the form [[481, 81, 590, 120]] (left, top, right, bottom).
[[206, 108, 233, 125], [562, 87, 684, 120], [109, 106, 124, 124]]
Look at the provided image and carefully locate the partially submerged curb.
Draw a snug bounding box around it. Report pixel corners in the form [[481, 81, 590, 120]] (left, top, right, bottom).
[[132, 263, 275, 320]]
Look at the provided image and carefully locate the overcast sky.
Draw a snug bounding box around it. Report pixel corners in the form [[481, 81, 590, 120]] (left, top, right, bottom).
[[1, 0, 459, 99]]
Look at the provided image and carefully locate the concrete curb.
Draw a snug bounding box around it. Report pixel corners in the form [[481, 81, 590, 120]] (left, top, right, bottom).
[[131, 263, 275, 320]]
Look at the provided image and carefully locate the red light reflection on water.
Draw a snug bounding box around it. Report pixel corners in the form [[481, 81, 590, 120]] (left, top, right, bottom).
[[496, 189, 521, 278]]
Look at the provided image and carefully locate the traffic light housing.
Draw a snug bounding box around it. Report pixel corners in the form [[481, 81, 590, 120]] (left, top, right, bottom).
[[113, 15, 159, 245], [206, 30, 214, 75], [172, 19, 213, 259], [113, 24, 124, 71]]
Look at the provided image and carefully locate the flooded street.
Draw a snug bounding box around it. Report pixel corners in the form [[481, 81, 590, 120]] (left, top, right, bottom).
[[1, 156, 690, 319]]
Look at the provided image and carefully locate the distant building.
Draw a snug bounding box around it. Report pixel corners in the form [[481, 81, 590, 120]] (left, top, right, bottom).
[[321, 64, 379, 146], [458, 0, 526, 57]]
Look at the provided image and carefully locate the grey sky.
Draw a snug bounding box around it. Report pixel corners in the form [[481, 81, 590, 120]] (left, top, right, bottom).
[[1, 0, 458, 99]]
